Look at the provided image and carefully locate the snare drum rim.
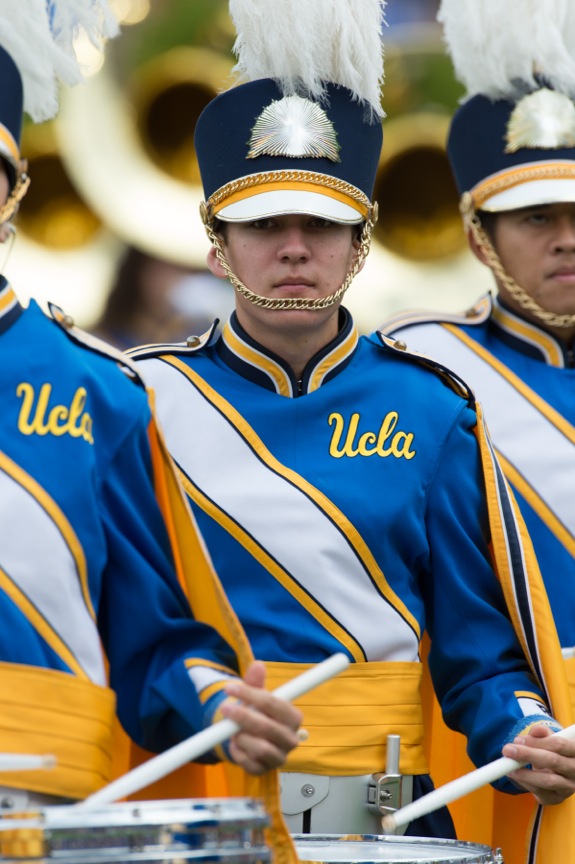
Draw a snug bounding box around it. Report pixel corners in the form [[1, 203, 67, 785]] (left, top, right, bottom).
[[292, 834, 496, 864], [0, 797, 269, 830]]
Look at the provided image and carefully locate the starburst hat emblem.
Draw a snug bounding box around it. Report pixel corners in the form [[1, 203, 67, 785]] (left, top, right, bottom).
[[247, 95, 340, 161], [195, 78, 382, 225], [447, 87, 575, 214]]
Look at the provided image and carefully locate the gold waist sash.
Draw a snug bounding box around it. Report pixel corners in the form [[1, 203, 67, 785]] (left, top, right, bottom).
[[0, 663, 116, 799], [264, 660, 428, 775]]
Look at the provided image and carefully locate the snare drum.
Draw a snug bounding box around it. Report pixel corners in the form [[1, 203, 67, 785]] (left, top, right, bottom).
[[0, 798, 270, 863], [293, 835, 502, 864]]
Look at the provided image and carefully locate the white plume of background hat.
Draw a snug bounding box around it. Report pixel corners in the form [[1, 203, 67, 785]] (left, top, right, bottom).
[[438, 0, 575, 102], [0, 0, 119, 122], [229, 0, 386, 119]]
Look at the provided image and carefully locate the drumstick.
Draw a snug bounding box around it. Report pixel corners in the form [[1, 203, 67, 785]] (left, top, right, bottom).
[[0, 754, 56, 771], [382, 722, 575, 834], [75, 652, 350, 809]]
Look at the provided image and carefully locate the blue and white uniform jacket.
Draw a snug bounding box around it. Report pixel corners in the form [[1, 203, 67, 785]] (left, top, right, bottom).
[[130, 307, 567, 791], [0, 283, 245, 799], [383, 294, 575, 655]]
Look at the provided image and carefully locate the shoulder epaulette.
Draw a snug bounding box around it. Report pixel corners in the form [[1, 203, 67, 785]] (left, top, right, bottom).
[[376, 332, 475, 405], [48, 303, 144, 386], [379, 293, 493, 336], [126, 321, 218, 362]]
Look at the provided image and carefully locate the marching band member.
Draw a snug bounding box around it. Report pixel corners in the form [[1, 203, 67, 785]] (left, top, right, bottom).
[[382, 0, 575, 859], [128, 0, 575, 850], [0, 0, 301, 835]]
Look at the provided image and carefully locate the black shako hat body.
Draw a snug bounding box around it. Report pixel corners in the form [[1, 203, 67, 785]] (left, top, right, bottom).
[[195, 77, 383, 225], [448, 87, 575, 213]]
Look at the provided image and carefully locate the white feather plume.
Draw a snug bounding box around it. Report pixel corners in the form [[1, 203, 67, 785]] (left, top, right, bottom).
[[229, 0, 386, 118], [0, 0, 119, 122], [438, 0, 575, 101]]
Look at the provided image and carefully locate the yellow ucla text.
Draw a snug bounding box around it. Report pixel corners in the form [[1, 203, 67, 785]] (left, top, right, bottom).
[[328, 411, 416, 459], [16, 383, 94, 444]]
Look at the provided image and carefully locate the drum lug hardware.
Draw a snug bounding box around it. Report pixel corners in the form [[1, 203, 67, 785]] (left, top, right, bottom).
[[494, 849, 505, 864], [368, 734, 403, 818], [367, 773, 402, 816]]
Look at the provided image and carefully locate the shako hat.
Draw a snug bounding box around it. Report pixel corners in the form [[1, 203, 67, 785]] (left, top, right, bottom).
[[195, 0, 385, 226], [439, 0, 575, 213]]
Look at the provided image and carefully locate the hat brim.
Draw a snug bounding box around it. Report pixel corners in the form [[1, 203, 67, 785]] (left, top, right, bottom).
[[482, 178, 575, 211], [473, 158, 575, 213], [216, 190, 365, 224]]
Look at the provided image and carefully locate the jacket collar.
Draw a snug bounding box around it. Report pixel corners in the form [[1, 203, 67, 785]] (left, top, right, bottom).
[[491, 296, 575, 368], [0, 278, 23, 335], [216, 307, 359, 397]]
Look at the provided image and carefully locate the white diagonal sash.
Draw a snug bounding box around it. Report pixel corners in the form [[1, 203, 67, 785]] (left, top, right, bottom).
[[0, 456, 106, 684], [141, 358, 420, 663], [406, 324, 575, 540]]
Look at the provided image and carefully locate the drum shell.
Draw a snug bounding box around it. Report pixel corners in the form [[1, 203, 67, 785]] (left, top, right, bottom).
[[0, 797, 270, 863]]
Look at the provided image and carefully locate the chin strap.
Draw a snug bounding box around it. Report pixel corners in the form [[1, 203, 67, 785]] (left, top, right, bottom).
[[461, 192, 575, 329], [0, 162, 30, 228], [202, 203, 378, 312]]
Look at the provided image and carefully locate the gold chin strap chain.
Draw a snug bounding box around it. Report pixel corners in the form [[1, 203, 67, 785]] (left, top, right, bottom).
[[0, 162, 30, 228], [202, 203, 378, 312], [461, 191, 575, 329]]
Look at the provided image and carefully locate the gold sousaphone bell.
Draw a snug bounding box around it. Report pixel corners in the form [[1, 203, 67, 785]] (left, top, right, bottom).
[[17, 123, 102, 252], [373, 33, 466, 263], [56, 44, 234, 268]]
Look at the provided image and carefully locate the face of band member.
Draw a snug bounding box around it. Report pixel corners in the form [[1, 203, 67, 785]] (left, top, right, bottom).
[[490, 203, 575, 322], [207, 214, 361, 330], [205, 210, 373, 314], [197, 80, 382, 312]]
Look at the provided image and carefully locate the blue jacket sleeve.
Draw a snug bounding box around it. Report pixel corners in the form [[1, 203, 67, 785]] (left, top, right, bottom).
[[422, 402, 552, 791]]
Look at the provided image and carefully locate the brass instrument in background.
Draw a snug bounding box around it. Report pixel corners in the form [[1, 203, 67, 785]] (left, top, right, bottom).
[[56, 43, 233, 269], [372, 31, 466, 263], [55, 0, 235, 270], [17, 123, 103, 251], [5, 0, 234, 326]]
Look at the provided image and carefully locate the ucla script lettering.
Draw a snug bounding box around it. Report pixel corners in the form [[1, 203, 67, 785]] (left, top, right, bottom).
[[328, 412, 416, 459], [17, 383, 94, 444]]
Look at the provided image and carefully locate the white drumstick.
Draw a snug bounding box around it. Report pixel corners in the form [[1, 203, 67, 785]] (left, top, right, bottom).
[[76, 652, 350, 809], [382, 721, 575, 834], [0, 754, 56, 771]]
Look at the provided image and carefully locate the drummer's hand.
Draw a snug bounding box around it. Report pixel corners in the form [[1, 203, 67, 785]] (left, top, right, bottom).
[[218, 661, 303, 775], [502, 725, 575, 805]]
